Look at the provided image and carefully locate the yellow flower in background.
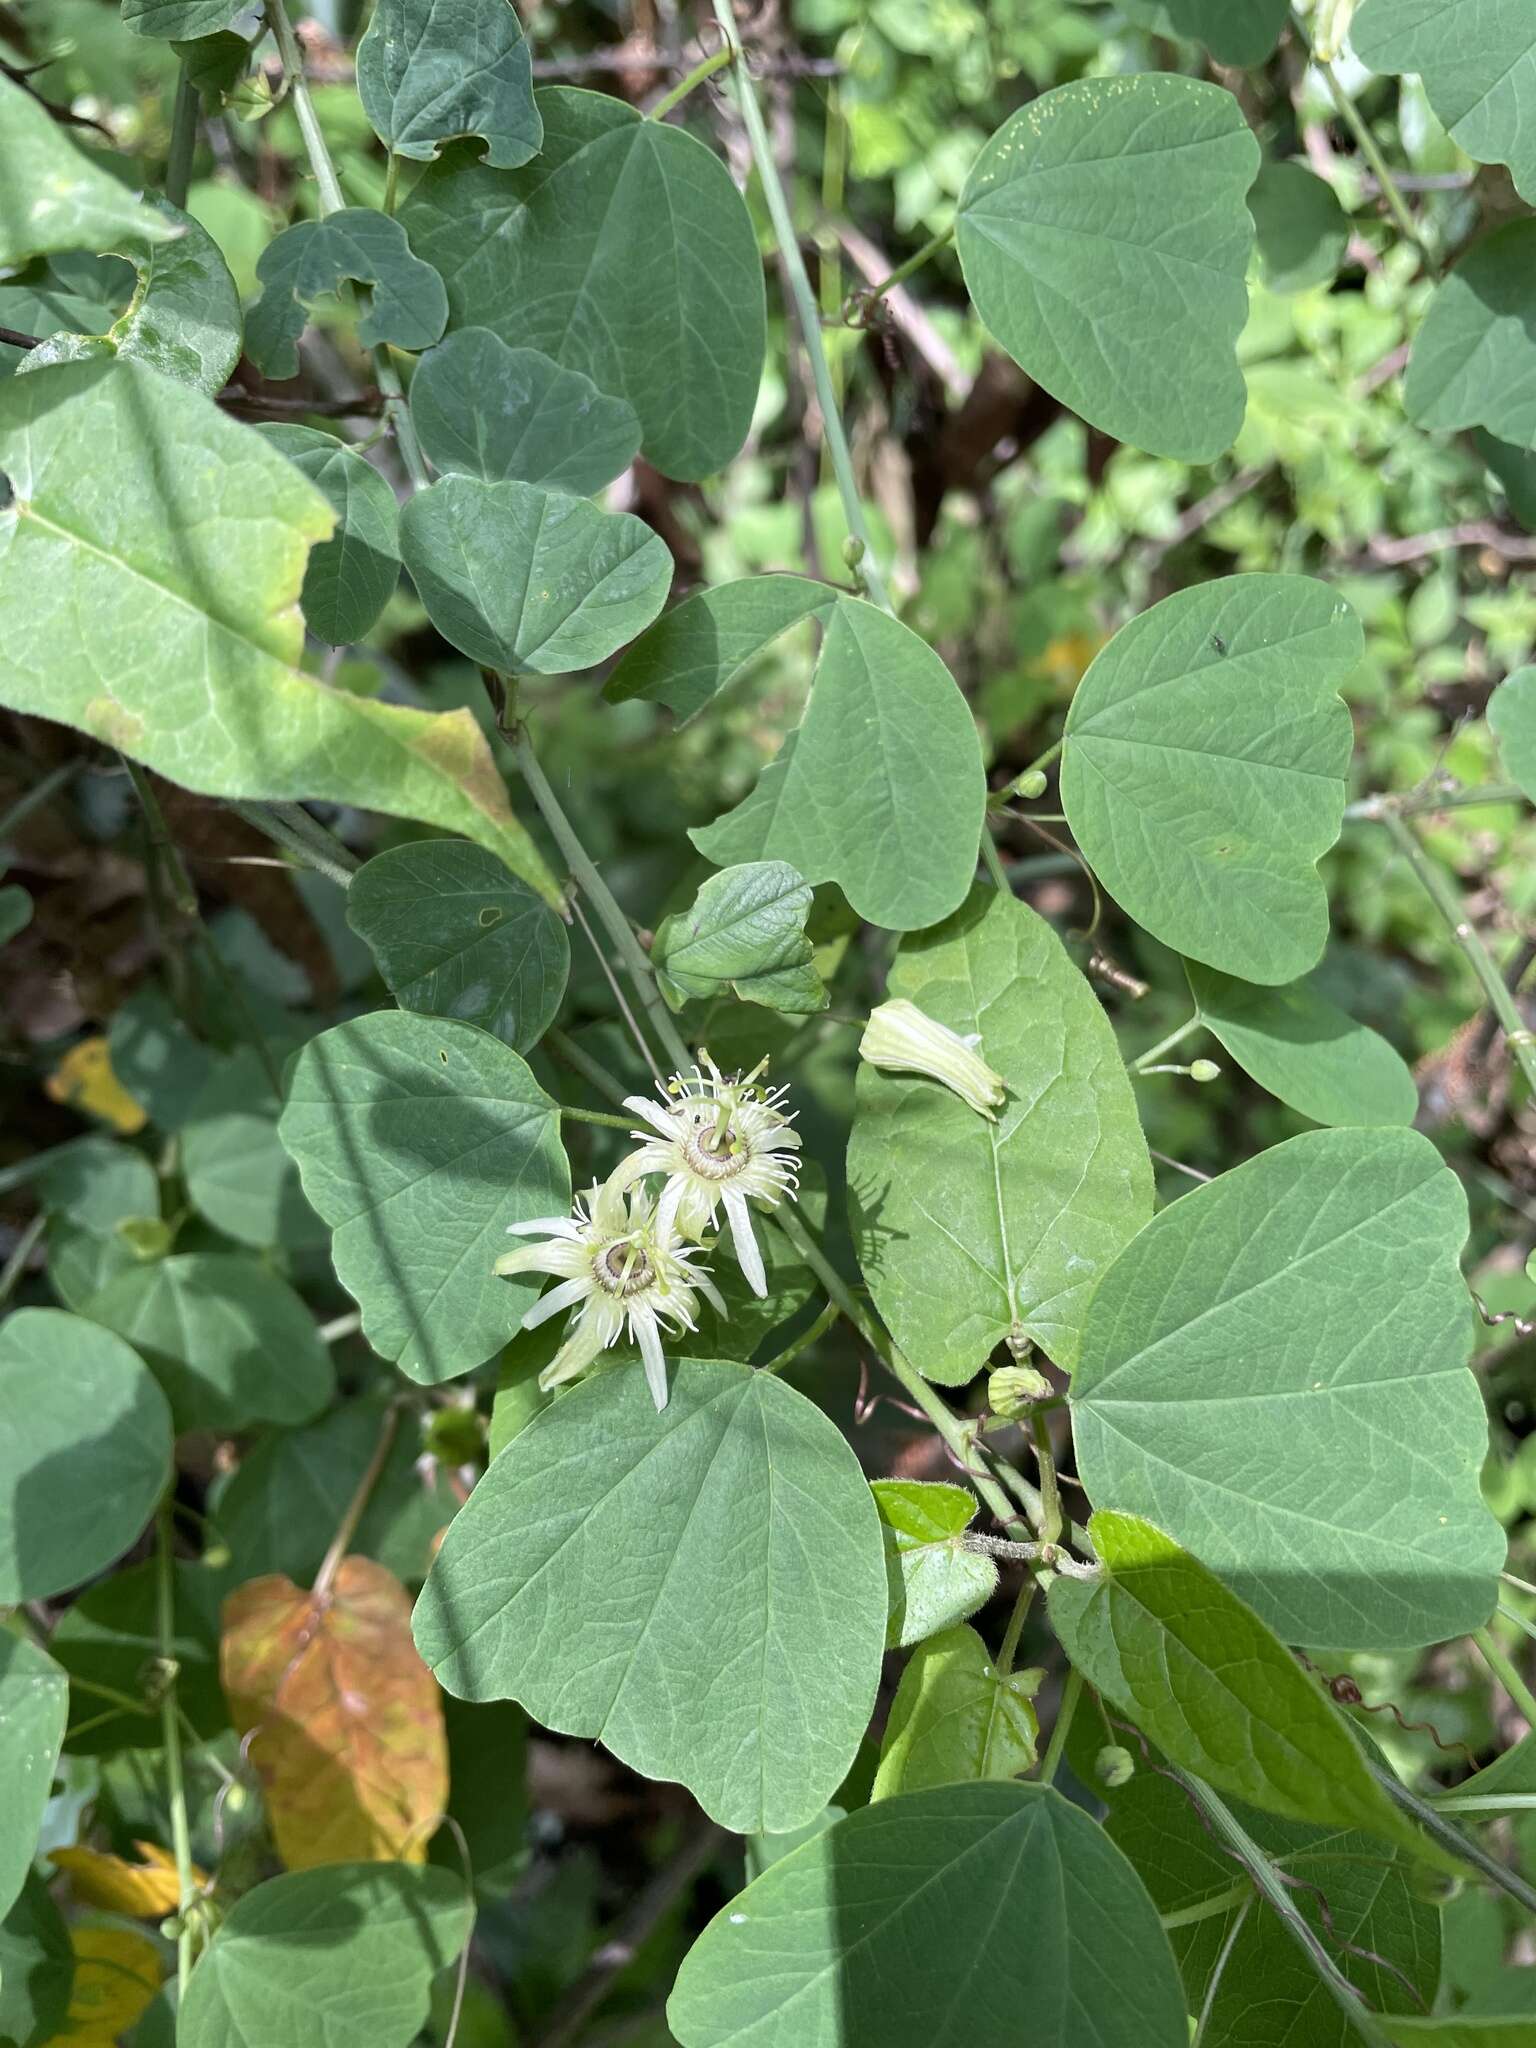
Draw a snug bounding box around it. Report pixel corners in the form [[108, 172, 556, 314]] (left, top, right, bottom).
[[50, 1840, 200, 1918], [43, 1036, 146, 1134], [49, 1926, 161, 2044]]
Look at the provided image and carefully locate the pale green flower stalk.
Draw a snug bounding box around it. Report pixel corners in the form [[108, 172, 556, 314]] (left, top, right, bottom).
[[496, 1172, 725, 1412], [859, 998, 1006, 1120], [615, 1051, 801, 1299]]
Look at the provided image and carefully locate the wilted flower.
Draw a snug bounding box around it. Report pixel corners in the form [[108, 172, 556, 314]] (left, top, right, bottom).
[[859, 998, 1006, 1120], [495, 1172, 724, 1411], [617, 1052, 800, 1299]]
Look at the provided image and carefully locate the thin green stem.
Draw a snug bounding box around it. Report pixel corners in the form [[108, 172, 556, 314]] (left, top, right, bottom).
[[383, 152, 400, 215], [1131, 1017, 1200, 1073], [1192, 1899, 1253, 2047], [511, 730, 692, 1073], [995, 1574, 1037, 1679], [1366, 1758, 1536, 1918], [854, 224, 955, 308], [1161, 1882, 1251, 1932], [313, 1403, 400, 1599], [228, 800, 358, 889], [1475, 1625, 1536, 1727], [157, 1501, 196, 1998], [708, 0, 892, 612], [1497, 1594, 1536, 1645], [265, 0, 429, 487], [0, 1213, 44, 1308], [1291, 11, 1427, 262], [648, 46, 733, 120], [164, 62, 199, 209], [1432, 1793, 1536, 1815], [1038, 1667, 1082, 1786], [1344, 782, 1525, 822], [1376, 809, 1536, 1097], [265, 800, 362, 874], [0, 761, 78, 842], [1030, 1412, 1063, 1546], [979, 831, 1011, 894], [546, 1027, 632, 1111], [760, 1298, 840, 1375], [560, 1104, 636, 1131], [1176, 1770, 1396, 2048]]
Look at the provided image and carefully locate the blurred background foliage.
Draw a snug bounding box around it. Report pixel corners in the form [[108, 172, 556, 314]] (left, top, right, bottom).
[[5, 0, 1536, 2035]]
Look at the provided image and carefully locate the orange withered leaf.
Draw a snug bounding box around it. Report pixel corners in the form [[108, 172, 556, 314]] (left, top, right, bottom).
[[219, 1556, 447, 1871], [50, 1839, 203, 1917]]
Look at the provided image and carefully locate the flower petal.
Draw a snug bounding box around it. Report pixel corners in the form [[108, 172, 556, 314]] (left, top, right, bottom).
[[496, 1243, 585, 1280], [723, 1188, 767, 1298], [624, 1094, 680, 1139], [538, 1310, 606, 1392], [635, 1310, 670, 1411], [521, 1273, 592, 1329]]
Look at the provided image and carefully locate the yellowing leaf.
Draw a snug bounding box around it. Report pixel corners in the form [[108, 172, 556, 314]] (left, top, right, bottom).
[[49, 1840, 201, 1917], [220, 1556, 448, 1869], [48, 1926, 161, 2043], [44, 1038, 147, 1134]]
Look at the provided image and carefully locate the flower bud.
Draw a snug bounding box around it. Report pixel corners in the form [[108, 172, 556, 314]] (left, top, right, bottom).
[[1012, 768, 1048, 800], [1095, 1744, 1135, 1789], [988, 1365, 1052, 1418], [1189, 1058, 1220, 1084], [860, 999, 1006, 1120], [842, 535, 866, 568]]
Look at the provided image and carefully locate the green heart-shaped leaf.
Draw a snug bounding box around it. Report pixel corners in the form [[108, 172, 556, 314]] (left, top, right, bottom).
[[357, 0, 541, 168], [1405, 221, 1536, 445], [255, 424, 401, 645], [872, 1625, 1038, 1799], [1355, 0, 1536, 204], [410, 331, 641, 493]]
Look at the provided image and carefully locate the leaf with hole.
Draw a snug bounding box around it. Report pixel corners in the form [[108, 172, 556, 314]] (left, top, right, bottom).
[[0, 75, 182, 265], [0, 1308, 171, 1603], [871, 1480, 998, 1649], [277, 1011, 570, 1383], [18, 196, 240, 396], [0, 361, 559, 902], [246, 209, 447, 380], [688, 592, 986, 932], [85, 1253, 334, 1434], [221, 1557, 448, 1870], [667, 1782, 1189, 2048], [1049, 1513, 1433, 1856], [849, 886, 1152, 1382], [357, 0, 541, 168], [1354, 0, 1536, 205], [347, 839, 570, 1052], [409, 331, 641, 493], [175, 1863, 473, 2048], [1070, 1127, 1504, 1648], [653, 862, 825, 1015], [254, 425, 400, 646], [1405, 222, 1536, 446], [872, 1625, 1039, 1799], [399, 474, 672, 675], [1185, 960, 1418, 1126], [0, 1637, 68, 1921], [1060, 575, 1358, 984], [400, 88, 765, 481], [414, 1358, 887, 1833], [956, 75, 1258, 461]]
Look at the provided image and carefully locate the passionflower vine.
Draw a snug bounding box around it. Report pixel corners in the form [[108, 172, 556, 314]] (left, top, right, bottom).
[[859, 998, 1006, 1120], [495, 1172, 724, 1412], [617, 1051, 800, 1299]]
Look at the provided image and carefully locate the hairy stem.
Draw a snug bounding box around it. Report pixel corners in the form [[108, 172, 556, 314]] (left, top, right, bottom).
[[227, 801, 359, 889], [1344, 782, 1525, 821], [708, 0, 893, 611], [1375, 808, 1536, 1097], [561, 1104, 637, 1131]]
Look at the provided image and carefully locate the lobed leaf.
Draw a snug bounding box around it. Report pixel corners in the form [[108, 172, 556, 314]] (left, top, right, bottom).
[[1069, 1127, 1505, 1648], [1059, 574, 1359, 984], [277, 1011, 570, 1383], [870, 1479, 997, 1649], [246, 209, 447, 380], [849, 886, 1152, 1381], [414, 1359, 887, 1833], [400, 88, 765, 481], [221, 1557, 448, 1869], [956, 75, 1258, 461], [356, 0, 541, 169]]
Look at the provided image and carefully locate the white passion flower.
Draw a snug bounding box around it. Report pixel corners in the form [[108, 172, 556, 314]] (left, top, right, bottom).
[[495, 1172, 724, 1412], [618, 1052, 800, 1300], [859, 998, 1006, 1120]]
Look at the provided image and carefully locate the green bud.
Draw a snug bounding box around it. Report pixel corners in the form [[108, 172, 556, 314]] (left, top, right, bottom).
[[427, 1405, 486, 1467], [1095, 1744, 1135, 1789], [1013, 768, 1048, 800], [988, 1365, 1052, 1418], [842, 535, 866, 568], [116, 1215, 175, 1261], [860, 999, 1007, 1120], [1189, 1058, 1220, 1084], [1406, 1865, 1462, 1906]]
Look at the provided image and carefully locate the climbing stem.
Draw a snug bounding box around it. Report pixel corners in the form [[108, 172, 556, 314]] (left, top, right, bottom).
[[1131, 1017, 1200, 1073], [313, 1402, 401, 1600], [1290, 10, 1427, 262], [648, 46, 734, 120], [561, 1105, 637, 1131], [708, 0, 893, 612], [227, 800, 360, 889], [856, 224, 955, 307], [1475, 1625, 1536, 1727], [164, 62, 199, 208], [995, 1575, 1037, 1679], [1374, 809, 1536, 1097], [1037, 1667, 1082, 1785], [157, 1500, 196, 1998], [510, 730, 693, 1073]]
